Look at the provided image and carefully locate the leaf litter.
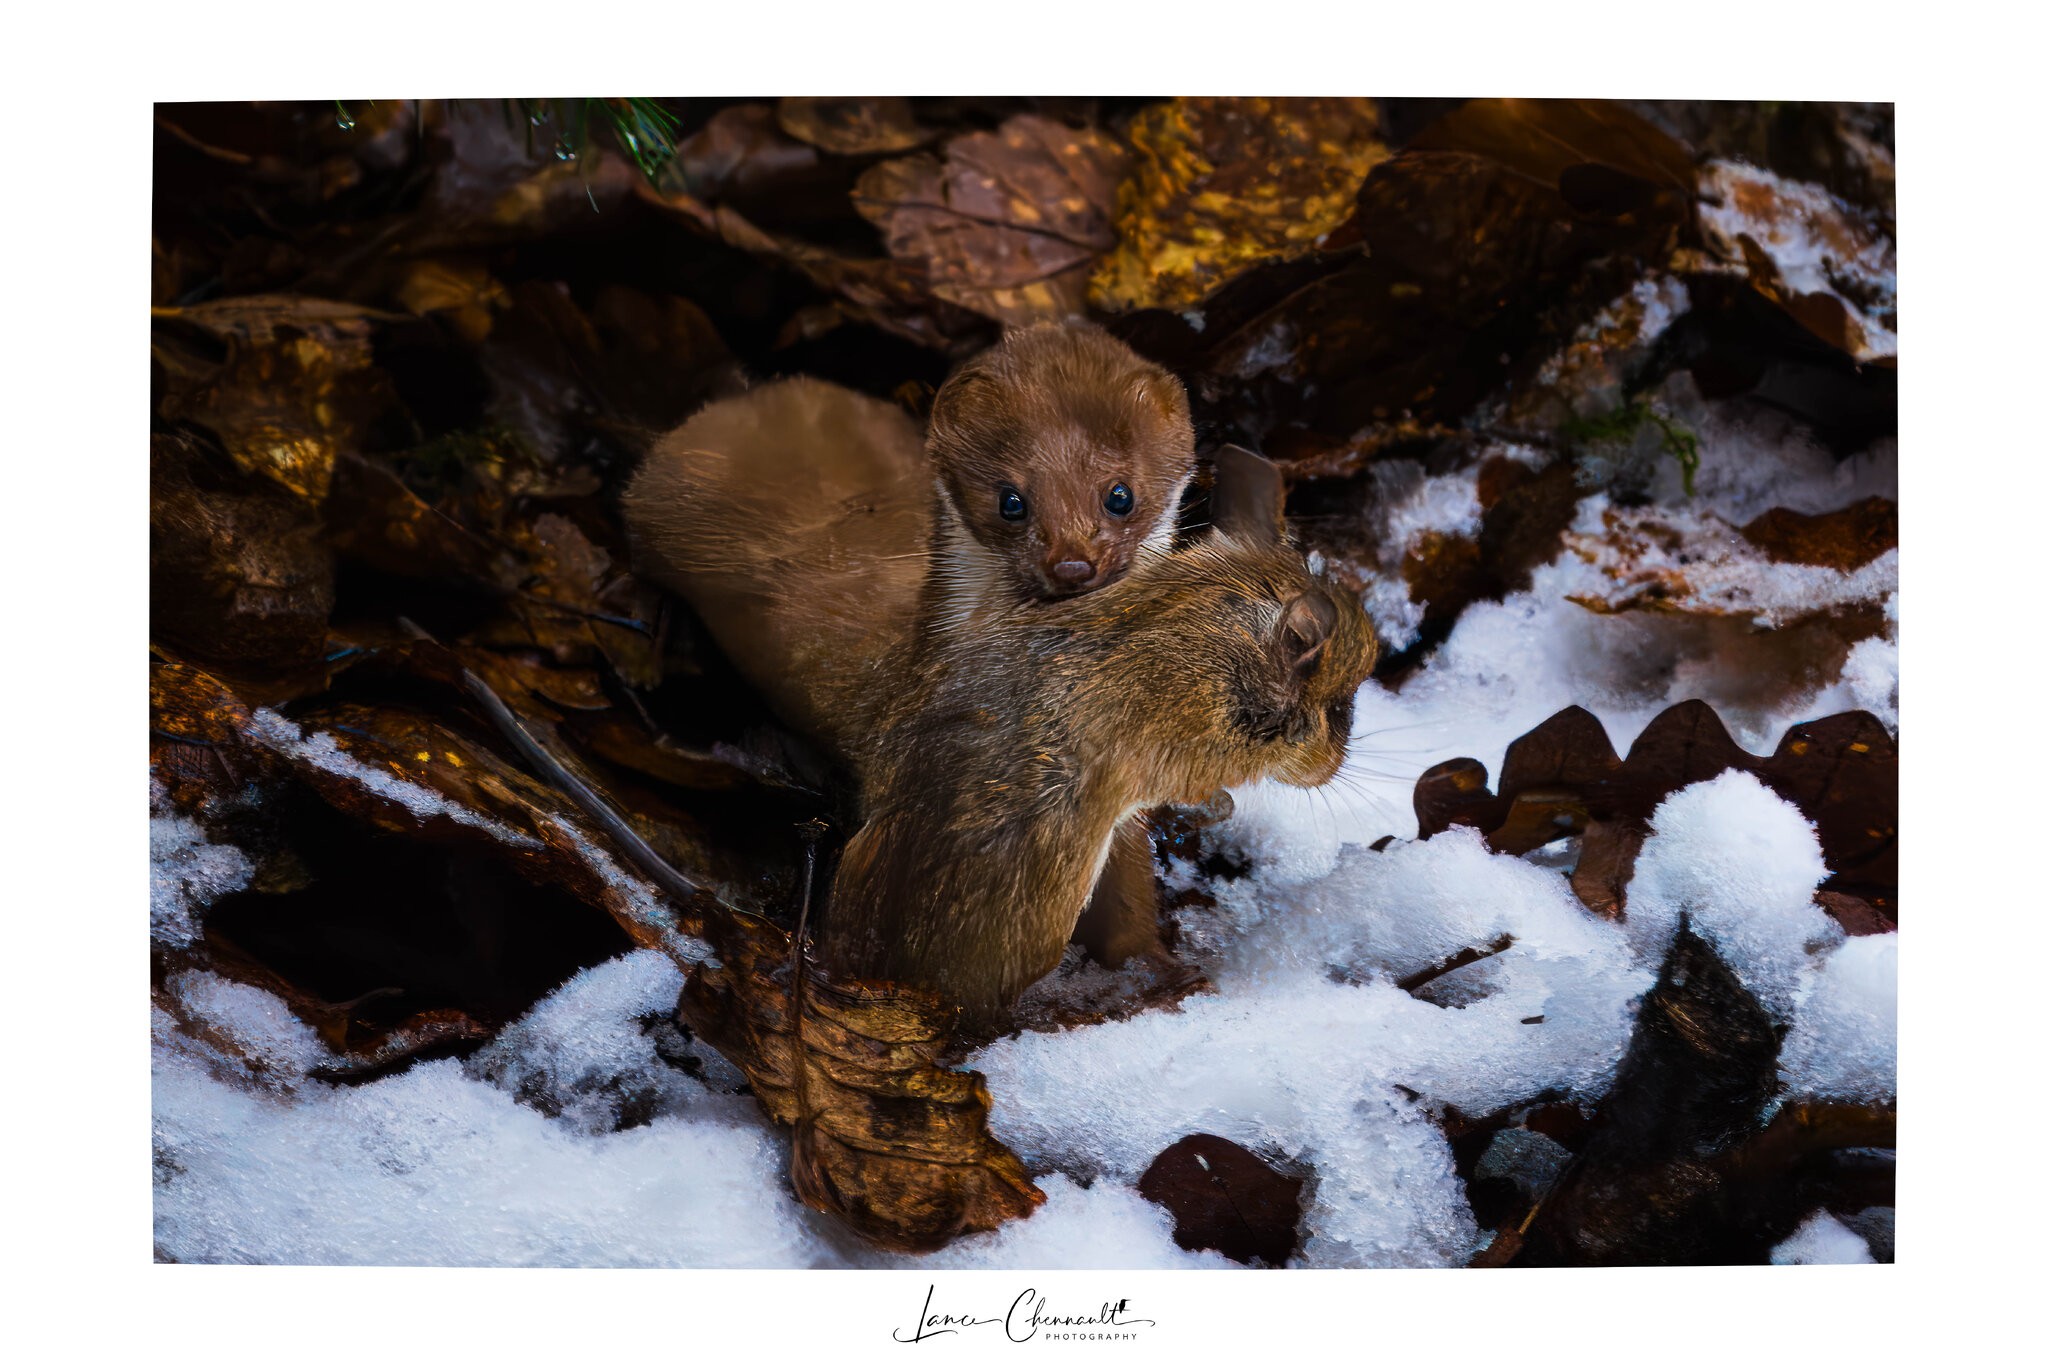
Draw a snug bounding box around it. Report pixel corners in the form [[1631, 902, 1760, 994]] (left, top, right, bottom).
[[151, 97, 1897, 1266]]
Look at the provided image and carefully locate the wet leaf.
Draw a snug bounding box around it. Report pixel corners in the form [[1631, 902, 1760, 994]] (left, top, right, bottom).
[[642, 187, 978, 348], [153, 295, 412, 503], [151, 657, 717, 963], [1562, 502, 1896, 627], [681, 910, 1045, 1251], [1415, 700, 1897, 911], [392, 257, 506, 344], [1091, 97, 1388, 313], [1137, 1134, 1306, 1267], [1512, 927, 1781, 1265], [662, 103, 854, 228], [478, 280, 735, 457], [151, 435, 335, 672], [1410, 98, 1695, 203], [1740, 496, 1897, 572], [1509, 929, 1895, 1265], [1186, 99, 1692, 444], [855, 114, 1128, 325], [1697, 159, 1896, 363], [777, 97, 934, 156]]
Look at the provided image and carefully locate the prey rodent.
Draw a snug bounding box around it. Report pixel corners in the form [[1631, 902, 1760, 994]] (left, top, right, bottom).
[[822, 446, 1379, 1028]]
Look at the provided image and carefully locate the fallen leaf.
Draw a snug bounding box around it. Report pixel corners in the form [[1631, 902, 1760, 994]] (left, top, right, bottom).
[[1697, 159, 1896, 363], [1091, 97, 1388, 312], [153, 295, 412, 503], [855, 114, 1128, 325], [1415, 700, 1897, 911], [1137, 1133, 1307, 1266], [151, 435, 335, 672], [1740, 496, 1897, 572], [1562, 502, 1896, 627], [681, 910, 1045, 1251], [1510, 928, 1891, 1265], [1190, 99, 1692, 443], [777, 97, 934, 156]]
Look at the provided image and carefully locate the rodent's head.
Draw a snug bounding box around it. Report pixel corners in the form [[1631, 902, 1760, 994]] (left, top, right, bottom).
[[1024, 445, 1377, 806], [1091, 536, 1378, 800], [927, 322, 1195, 600]]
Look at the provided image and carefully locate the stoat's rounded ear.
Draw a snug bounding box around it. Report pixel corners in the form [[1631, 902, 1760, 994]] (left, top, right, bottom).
[[1129, 369, 1191, 424], [1211, 444, 1287, 545], [928, 364, 993, 437]]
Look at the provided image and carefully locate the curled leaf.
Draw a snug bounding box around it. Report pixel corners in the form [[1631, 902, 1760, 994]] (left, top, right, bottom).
[[681, 910, 1044, 1251]]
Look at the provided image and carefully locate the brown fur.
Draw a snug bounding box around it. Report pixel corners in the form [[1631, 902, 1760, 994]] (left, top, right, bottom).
[[821, 528, 1379, 1028], [622, 376, 928, 760], [926, 323, 1195, 612]]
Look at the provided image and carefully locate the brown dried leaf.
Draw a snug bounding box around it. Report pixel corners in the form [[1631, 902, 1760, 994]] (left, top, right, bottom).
[[1091, 97, 1388, 312], [1740, 496, 1897, 572], [1409, 97, 1695, 202], [153, 295, 411, 503], [393, 257, 506, 344], [416, 103, 639, 249], [151, 435, 335, 672], [150, 657, 715, 961], [160, 935, 498, 1082], [478, 280, 735, 453], [855, 114, 1128, 326], [681, 911, 1045, 1251], [1415, 699, 1897, 911], [1563, 503, 1896, 627], [641, 188, 976, 348], [325, 453, 520, 588], [777, 97, 934, 156], [1698, 160, 1896, 363], [663, 103, 853, 226], [1137, 1134, 1306, 1266]]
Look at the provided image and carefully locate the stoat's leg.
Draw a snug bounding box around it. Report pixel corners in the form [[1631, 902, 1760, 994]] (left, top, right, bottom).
[[1071, 814, 1163, 967]]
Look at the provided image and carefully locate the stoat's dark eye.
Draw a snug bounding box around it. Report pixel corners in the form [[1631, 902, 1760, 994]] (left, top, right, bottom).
[[998, 487, 1028, 522], [1104, 482, 1134, 517]]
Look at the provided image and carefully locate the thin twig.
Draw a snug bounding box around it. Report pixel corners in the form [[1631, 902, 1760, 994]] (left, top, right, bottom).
[[395, 616, 702, 906]]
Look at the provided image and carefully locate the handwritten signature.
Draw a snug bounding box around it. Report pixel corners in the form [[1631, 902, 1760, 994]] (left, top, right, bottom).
[[894, 1283, 1158, 1344]]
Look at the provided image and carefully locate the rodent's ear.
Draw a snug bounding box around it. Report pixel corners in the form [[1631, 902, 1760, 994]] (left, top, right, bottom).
[[1275, 589, 1338, 682], [1211, 444, 1287, 544]]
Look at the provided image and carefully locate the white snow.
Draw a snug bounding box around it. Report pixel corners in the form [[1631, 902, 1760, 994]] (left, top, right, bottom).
[[1623, 770, 1839, 1023], [1779, 932, 1898, 1105], [1770, 1210, 1877, 1266], [243, 707, 542, 850], [149, 797, 252, 948], [467, 951, 710, 1134], [1699, 160, 1897, 362]]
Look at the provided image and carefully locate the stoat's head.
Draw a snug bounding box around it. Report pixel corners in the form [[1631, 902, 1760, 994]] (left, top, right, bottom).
[[927, 322, 1195, 601]]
